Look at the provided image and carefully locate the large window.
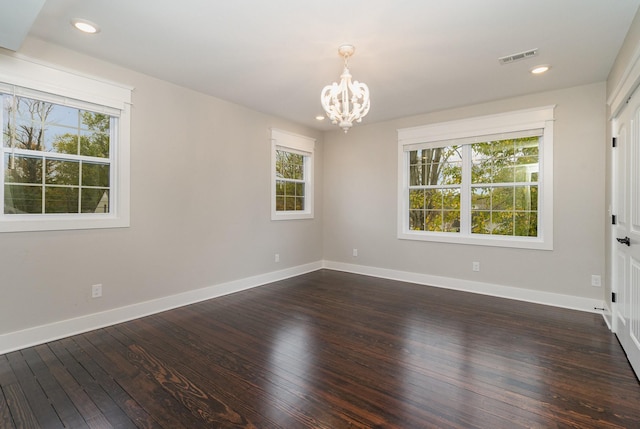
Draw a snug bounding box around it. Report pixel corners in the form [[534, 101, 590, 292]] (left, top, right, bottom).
[[271, 129, 314, 220], [398, 106, 554, 249], [0, 54, 131, 232]]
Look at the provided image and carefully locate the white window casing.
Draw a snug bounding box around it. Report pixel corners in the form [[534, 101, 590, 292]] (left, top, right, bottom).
[[271, 128, 315, 220], [0, 53, 132, 232], [397, 106, 555, 250]]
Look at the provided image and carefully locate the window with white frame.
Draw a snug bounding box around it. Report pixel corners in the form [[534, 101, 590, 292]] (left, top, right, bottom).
[[397, 106, 554, 250], [271, 128, 314, 220], [0, 54, 131, 232]]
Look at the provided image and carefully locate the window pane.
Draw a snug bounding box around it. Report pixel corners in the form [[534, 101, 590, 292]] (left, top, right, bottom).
[[425, 210, 442, 231], [285, 182, 296, 196], [48, 104, 80, 128], [81, 189, 109, 213], [471, 160, 493, 183], [492, 187, 514, 211], [471, 142, 492, 161], [515, 137, 539, 156], [410, 165, 423, 186], [471, 187, 491, 210], [409, 210, 425, 230], [471, 210, 491, 234], [515, 155, 538, 166], [409, 189, 424, 209], [46, 159, 80, 185], [82, 162, 110, 187], [45, 187, 79, 213], [472, 137, 540, 185], [3, 95, 112, 158], [285, 196, 296, 210], [442, 189, 460, 210], [443, 210, 460, 232], [409, 146, 461, 186], [46, 125, 79, 154], [5, 184, 42, 214], [276, 178, 305, 212], [79, 112, 110, 158], [12, 119, 45, 151], [2, 95, 11, 147], [514, 186, 538, 211], [514, 165, 538, 182], [421, 188, 461, 212], [425, 189, 441, 209], [4, 154, 42, 184], [490, 139, 516, 160], [493, 165, 515, 183], [13, 98, 54, 152], [492, 211, 514, 235], [515, 212, 538, 237], [276, 150, 304, 179]]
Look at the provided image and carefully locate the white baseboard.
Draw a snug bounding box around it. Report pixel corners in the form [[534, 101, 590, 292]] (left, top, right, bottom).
[[0, 261, 323, 355], [323, 260, 605, 314], [1, 260, 605, 354]]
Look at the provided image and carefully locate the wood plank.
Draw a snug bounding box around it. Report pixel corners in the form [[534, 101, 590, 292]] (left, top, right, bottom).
[[0, 386, 17, 429], [5, 351, 63, 429], [71, 334, 162, 429], [49, 338, 136, 428], [19, 347, 89, 429], [0, 355, 18, 386], [3, 383, 40, 429], [35, 344, 113, 429]]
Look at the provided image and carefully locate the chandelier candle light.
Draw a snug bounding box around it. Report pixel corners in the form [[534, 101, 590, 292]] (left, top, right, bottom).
[[321, 45, 370, 133]]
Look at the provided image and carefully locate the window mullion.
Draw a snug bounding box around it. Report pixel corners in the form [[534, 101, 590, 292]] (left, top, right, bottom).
[[460, 144, 471, 234]]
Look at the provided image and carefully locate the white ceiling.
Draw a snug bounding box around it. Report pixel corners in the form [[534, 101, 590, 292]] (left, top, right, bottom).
[[2, 0, 640, 131]]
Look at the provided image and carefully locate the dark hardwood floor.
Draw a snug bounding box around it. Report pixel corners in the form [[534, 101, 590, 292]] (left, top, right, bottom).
[[1, 269, 639, 428]]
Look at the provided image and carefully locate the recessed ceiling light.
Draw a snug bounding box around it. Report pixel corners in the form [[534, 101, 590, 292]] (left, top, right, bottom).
[[531, 65, 550, 74], [315, 115, 325, 121], [71, 19, 100, 34]]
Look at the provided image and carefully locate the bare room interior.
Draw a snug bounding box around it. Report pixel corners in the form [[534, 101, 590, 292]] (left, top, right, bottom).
[[1, 1, 640, 428]]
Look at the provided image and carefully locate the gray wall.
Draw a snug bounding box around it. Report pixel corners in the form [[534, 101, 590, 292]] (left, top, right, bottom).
[[0, 37, 324, 335], [323, 83, 606, 300]]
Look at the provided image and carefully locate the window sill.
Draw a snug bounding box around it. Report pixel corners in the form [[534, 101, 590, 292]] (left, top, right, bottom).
[[398, 230, 552, 250], [271, 211, 314, 221], [0, 213, 129, 233]]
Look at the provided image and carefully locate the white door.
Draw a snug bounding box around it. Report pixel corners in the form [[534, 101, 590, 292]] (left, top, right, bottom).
[[612, 93, 640, 379]]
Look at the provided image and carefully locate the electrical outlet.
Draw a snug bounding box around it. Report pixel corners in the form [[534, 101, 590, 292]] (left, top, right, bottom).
[[591, 275, 601, 287], [353, 248, 358, 257], [91, 284, 102, 298], [472, 261, 480, 272], [275, 253, 280, 263]]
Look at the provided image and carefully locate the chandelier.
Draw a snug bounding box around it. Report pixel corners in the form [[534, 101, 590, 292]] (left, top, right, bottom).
[[320, 45, 370, 133]]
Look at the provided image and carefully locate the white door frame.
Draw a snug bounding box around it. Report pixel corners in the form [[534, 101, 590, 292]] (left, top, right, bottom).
[[608, 44, 640, 332], [608, 44, 640, 380]]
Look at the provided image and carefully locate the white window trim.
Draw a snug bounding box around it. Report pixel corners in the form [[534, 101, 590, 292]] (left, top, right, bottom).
[[0, 53, 132, 233], [397, 106, 555, 250], [271, 128, 315, 220]]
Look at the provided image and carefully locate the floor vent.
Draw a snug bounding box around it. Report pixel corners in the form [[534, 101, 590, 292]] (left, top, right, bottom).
[[498, 49, 538, 65]]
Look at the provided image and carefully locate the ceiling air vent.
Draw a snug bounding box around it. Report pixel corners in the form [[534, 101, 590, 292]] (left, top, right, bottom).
[[498, 49, 538, 65]]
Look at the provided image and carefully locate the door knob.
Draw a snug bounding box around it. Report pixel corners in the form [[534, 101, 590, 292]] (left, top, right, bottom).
[[617, 236, 631, 246]]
